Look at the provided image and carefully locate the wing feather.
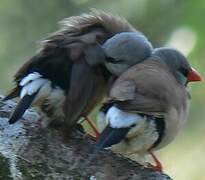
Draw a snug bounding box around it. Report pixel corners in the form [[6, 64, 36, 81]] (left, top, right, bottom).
[[109, 59, 187, 114]]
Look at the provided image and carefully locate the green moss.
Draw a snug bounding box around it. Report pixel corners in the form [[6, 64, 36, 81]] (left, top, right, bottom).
[[0, 154, 12, 180], [19, 162, 45, 180]]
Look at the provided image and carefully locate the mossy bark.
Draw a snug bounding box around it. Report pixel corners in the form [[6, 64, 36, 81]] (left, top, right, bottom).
[[0, 155, 12, 180], [0, 96, 172, 180]]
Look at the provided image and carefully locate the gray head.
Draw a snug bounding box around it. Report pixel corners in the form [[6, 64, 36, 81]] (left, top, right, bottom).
[[152, 47, 202, 85], [103, 32, 153, 75]]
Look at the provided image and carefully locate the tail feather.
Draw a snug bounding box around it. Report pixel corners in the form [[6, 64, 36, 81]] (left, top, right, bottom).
[[3, 87, 20, 101], [9, 93, 37, 124], [96, 125, 130, 150]]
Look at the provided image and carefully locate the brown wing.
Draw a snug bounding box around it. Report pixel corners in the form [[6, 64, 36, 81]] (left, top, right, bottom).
[[63, 58, 107, 129], [6, 9, 136, 99], [63, 59, 94, 129], [43, 9, 136, 50], [5, 10, 137, 129], [109, 59, 187, 114]]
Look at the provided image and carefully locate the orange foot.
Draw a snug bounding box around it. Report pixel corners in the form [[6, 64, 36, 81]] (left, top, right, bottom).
[[147, 151, 163, 172], [83, 116, 100, 141]]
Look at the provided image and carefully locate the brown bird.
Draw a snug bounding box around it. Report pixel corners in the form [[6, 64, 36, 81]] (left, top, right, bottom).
[[96, 47, 202, 171], [4, 10, 153, 134]]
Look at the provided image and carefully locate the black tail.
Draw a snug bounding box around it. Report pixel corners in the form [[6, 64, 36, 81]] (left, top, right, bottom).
[[96, 125, 130, 150], [9, 93, 37, 124]]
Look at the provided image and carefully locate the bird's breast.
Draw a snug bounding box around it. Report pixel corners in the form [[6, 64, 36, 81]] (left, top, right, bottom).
[[154, 99, 190, 150], [40, 87, 66, 118]]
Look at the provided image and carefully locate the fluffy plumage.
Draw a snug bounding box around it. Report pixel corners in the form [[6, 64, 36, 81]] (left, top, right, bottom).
[[4, 10, 152, 132], [96, 48, 201, 165]]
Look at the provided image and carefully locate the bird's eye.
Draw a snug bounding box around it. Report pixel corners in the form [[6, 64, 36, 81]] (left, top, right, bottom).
[[106, 57, 125, 64], [179, 67, 189, 77], [130, 124, 136, 128], [106, 57, 116, 63]]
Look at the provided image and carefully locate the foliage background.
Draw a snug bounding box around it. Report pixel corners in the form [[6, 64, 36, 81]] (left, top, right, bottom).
[[0, 1, 204, 179]]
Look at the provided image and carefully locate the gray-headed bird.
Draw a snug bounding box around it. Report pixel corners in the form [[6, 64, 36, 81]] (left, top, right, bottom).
[[96, 47, 202, 171], [4, 10, 153, 134]]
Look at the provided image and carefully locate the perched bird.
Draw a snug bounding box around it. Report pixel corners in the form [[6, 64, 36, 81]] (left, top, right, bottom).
[[96, 47, 202, 171], [4, 10, 153, 133]]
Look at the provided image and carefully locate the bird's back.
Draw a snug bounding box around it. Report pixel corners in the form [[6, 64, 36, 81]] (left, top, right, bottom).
[[5, 9, 138, 129], [109, 59, 188, 113]]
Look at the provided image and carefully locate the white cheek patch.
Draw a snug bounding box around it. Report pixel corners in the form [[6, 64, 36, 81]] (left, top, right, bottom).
[[106, 106, 143, 128], [20, 72, 42, 86]]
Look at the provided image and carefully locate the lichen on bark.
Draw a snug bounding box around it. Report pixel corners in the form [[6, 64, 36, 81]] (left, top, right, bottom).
[[0, 96, 172, 180]]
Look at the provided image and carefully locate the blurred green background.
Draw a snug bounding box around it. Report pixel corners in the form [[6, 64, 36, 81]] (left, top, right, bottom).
[[0, 0, 204, 179]]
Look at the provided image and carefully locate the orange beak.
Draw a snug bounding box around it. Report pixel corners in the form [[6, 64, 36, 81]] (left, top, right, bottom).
[[187, 67, 202, 82]]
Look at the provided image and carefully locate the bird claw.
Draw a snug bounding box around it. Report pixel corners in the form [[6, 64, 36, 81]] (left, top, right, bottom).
[[147, 162, 163, 172], [146, 151, 163, 172], [82, 116, 163, 173], [83, 116, 100, 141], [86, 134, 99, 142]]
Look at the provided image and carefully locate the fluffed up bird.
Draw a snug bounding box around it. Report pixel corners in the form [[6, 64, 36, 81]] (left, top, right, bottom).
[[4, 9, 153, 134], [96, 47, 202, 171]]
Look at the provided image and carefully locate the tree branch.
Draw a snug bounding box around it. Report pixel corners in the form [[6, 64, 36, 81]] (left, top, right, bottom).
[[0, 96, 172, 180]]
